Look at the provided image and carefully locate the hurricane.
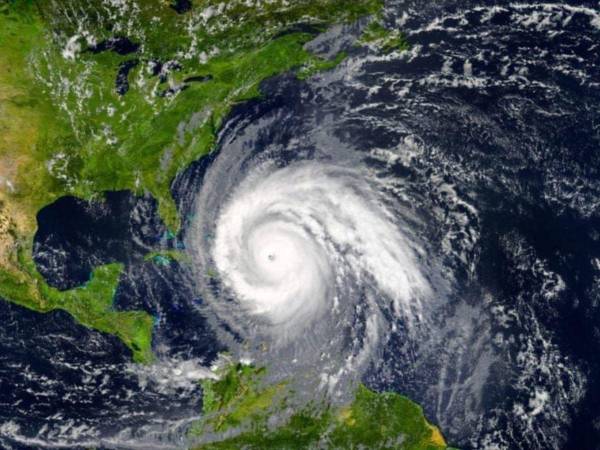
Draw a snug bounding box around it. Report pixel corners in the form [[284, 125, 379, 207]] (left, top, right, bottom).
[[215, 162, 430, 322], [186, 151, 441, 397], [3, 0, 600, 448]]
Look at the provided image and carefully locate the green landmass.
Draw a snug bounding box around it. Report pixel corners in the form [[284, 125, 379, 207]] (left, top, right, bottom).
[[193, 363, 287, 435], [144, 249, 190, 266], [0, 258, 153, 363], [192, 363, 450, 450], [0, 1, 447, 446], [360, 20, 410, 53], [0, 0, 384, 362]]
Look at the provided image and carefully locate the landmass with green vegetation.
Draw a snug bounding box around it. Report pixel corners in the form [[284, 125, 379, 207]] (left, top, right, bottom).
[[360, 20, 410, 53], [144, 249, 190, 266], [0, 0, 389, 362], [0, 2, 436, 446], [0, 258, 153, 362], [191, 363, 451, 450]]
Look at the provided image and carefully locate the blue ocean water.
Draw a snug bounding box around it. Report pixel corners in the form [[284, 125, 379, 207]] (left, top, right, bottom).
[[1, 1, 600, 449]]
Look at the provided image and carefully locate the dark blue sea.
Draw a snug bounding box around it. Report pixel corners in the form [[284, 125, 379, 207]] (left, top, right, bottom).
[[1, 1, 600, 449]]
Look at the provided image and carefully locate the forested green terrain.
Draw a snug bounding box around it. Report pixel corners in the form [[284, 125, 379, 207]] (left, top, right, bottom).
[[0, 0, 383, 360]]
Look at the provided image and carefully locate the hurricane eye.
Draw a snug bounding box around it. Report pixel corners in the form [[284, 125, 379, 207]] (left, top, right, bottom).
[[196, 163, 430, 339]]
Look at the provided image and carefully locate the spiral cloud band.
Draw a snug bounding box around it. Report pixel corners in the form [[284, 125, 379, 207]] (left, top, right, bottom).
[[206, 162, 431, 334]]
